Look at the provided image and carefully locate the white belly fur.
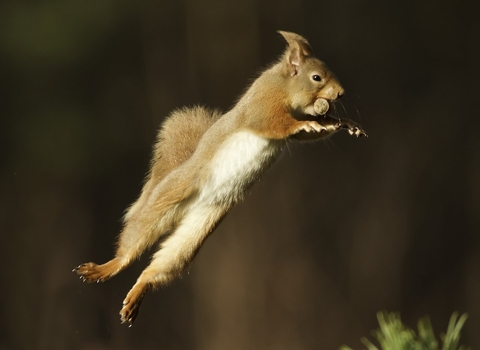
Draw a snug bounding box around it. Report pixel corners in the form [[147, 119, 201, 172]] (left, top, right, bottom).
[[199, 131, 280, 205]]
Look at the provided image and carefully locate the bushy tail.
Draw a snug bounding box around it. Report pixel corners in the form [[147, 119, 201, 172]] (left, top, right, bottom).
[[124, 107, 221, 223], [151, 106, 222, 180]]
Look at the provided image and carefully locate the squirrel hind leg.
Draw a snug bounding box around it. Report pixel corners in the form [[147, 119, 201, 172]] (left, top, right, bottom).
[[74, 202, 178, 284], [73, 257, 126, 283], [120, 280, 149, 326], [119, 203, 227, 324], [73, 219, 157, 284]]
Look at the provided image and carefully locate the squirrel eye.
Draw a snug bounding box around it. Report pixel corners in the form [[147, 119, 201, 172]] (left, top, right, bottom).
[[312, 74, 322, 82]]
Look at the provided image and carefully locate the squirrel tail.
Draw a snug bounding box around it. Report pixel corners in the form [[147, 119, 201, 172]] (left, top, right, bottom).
[[124, 106, 221, 223], [151, 106, 222, 181]]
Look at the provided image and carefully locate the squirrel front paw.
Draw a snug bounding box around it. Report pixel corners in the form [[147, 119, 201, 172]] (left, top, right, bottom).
[[335, 119, 368, 137], [293, 121, 326, 134]]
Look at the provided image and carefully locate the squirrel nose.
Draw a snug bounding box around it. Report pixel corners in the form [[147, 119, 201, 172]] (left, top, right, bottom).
[[336, 89, 344, 99]]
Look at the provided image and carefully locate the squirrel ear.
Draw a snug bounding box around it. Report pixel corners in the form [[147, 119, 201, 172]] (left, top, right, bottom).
[[278, 31, 314, 75]]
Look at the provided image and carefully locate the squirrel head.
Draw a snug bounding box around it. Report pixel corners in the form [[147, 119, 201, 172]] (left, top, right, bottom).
[[277, 31, 345, 117]]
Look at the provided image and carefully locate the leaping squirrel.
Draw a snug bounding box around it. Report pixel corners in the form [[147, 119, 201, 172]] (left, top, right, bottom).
[[74, 31, 367, 325]]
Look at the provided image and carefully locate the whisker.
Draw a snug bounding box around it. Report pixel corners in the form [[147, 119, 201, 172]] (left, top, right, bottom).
[[339, 99, 348, 119], [353, 103, 362, 121], [323, 136, 339, 153], [284, 139, 293, 156], [332, 100, 338, 117], [351, 93, 363, 121]]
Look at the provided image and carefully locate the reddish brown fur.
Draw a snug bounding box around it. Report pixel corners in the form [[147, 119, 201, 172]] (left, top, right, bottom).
[[74, 31, 366, 325]]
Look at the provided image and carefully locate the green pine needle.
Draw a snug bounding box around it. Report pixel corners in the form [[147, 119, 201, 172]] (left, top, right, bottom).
[[340, 312, 469, 350]]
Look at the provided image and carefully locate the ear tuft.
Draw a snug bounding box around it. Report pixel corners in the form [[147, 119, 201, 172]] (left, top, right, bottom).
[[277, 31, 313, 55], [277, 31, 314, 75]]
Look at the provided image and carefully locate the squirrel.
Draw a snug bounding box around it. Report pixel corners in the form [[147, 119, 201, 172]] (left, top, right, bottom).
[[74, 31, 367, 325]]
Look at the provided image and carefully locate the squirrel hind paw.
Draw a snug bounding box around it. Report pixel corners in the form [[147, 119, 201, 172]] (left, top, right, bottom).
[[73, 262, 104, 283], [73, 259, 121, 283], [120, 283, 148, 326]]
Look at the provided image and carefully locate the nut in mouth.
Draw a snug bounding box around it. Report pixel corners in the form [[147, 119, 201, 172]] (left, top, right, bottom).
[[313, 98, 330, 116]]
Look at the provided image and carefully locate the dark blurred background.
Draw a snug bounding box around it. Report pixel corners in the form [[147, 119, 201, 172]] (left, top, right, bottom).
[[1, 0, 479, 349]]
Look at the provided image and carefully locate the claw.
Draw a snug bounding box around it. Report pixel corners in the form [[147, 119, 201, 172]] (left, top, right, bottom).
[[354, 128, 368, 137]]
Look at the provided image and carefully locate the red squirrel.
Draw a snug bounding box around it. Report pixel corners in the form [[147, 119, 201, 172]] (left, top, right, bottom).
[[74, 31, 367, 325]]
